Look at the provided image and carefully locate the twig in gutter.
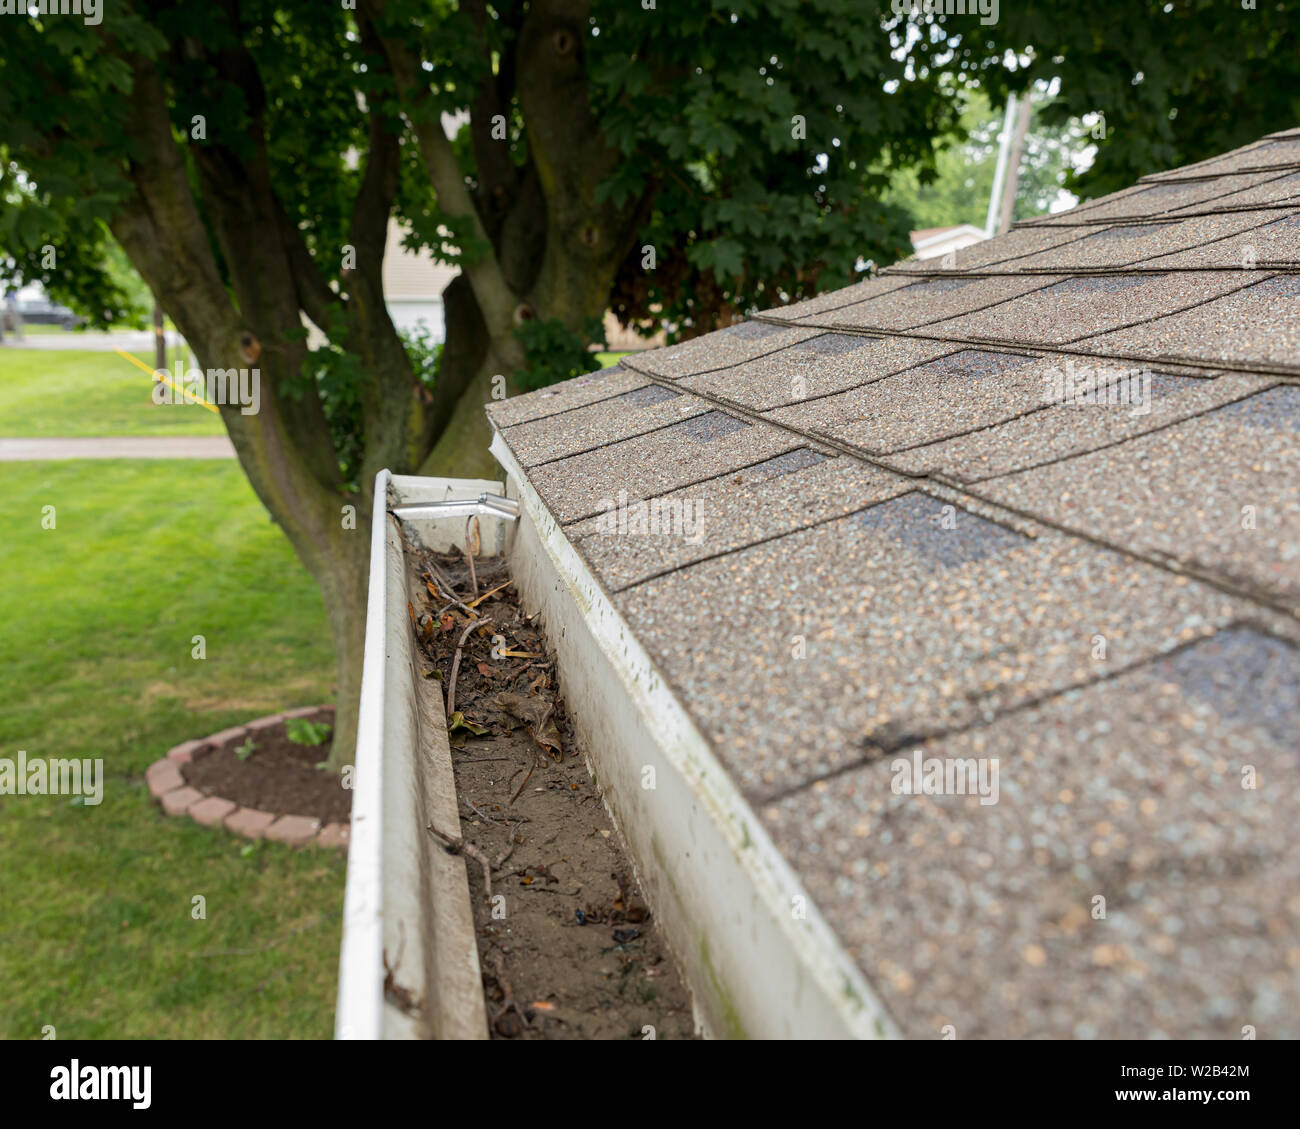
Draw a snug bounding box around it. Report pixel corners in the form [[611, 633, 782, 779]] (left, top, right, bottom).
[[422, 559, 457, 599], [465, 796, 515, 821], [426, 823, 461, 850], [424, 565, 480, 618], [446, 616, 492, 717], [464, 516, 480, 598], [464, 798, 493, 822], [465, 578, 513, 609], [509, 759, 536, 806], [488, 952, 530, 1035], [494, 839, 517, 870], [426, 823, 495, 900], [430, 588, 478, 621]]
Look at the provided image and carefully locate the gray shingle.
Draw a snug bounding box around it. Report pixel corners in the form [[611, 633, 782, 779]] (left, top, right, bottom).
[[978, 385, 1300, 603], [1165, 169, 1300, 215], [1009, 211, 1287, 271], [630, 323, 823, 378], [765, 625, 1300, 1038], [792, 275, 1056, 332], [884, 370, 1273, 483], [526, 408, 805, 526], [485, 128, 1300, 1041], [755, 272, 917, 320], [1145, 211, 1300, 269], [671, 333, 953, 411], [615, 520, 1251, 796], [887, 223, 1101, 273], [926, 271, 1253, 346], [567, 453, 911, 590], [500, 382, 701, 467], [764, 348, 1048, 454], [1141, 136, 1300, 182], [1080, 273, 1300, 370], [485, 364, 647, 428], [1018, 171, 1298, 226]]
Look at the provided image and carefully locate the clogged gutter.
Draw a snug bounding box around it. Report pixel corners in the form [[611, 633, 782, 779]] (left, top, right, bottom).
[[407, 541, 698, 1040]]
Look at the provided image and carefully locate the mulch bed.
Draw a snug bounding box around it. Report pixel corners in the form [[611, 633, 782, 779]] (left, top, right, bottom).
[[182, 709, 351, 824]]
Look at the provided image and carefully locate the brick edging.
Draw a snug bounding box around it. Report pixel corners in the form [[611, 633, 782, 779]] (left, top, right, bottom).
[[147, 706, 349, 850]]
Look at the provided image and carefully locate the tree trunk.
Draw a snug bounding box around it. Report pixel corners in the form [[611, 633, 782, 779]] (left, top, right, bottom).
[[105, 49, 429, 769], [420, 361, 506, 479], [303, 519, 371, 771], [101, 4, 652, 766], [418, 275, 505, 478]]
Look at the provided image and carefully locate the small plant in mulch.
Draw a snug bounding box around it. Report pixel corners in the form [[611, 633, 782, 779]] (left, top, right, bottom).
[[286, 718, 332, 747], [234, 737, 257, 761]]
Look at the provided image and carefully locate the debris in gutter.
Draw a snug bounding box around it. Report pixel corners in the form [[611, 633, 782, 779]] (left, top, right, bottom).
[[405, 543, 698, 1040]]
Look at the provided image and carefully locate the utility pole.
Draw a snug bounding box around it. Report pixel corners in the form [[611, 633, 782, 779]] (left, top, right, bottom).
[[153, 304, 166, 371], [985, 98, 1016, 238], [995, 94, 1032, 235]]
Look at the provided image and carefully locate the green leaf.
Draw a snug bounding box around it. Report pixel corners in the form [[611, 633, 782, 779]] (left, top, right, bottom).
[[447, 711, 488, 736]]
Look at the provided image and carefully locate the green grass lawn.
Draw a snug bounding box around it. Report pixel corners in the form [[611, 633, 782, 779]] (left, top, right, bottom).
[[6, 323, 75, 335], [0, 349, 224, 438], [0, 341, 648, 1038], [0, 456, 345, 1038]]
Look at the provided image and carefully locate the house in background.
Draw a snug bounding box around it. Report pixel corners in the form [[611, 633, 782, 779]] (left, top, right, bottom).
[[371, 223, 990, 354], [381, 220, 459, 341], [908, 223, 988, 260]]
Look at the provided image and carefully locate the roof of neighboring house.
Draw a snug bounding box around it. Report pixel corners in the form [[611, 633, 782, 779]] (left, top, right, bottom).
[[602, 310, 666, 352], [910, 222, 987, 245], [485, 127, 1300, 1038]]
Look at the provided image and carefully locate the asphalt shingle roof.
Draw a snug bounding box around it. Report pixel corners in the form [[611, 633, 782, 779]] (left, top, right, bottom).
[[486, 130, 1300, 1038]]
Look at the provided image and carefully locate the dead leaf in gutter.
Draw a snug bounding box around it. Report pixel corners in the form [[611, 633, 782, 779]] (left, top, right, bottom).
[[466, 579, 513, 609], [494, 692, 562, 758]]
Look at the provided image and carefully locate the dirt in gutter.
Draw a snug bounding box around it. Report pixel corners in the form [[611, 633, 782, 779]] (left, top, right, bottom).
[[406, 541, 698, 1040]]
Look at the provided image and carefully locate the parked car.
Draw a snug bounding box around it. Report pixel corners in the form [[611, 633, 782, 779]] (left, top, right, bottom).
[[16, 297, 86, 329]]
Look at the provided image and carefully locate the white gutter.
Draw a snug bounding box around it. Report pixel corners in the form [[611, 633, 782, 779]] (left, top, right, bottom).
[[490, 431, 899, 1039], [339, 448, 899, 1039], [336, 472, 510, 1039], [335, 468, 391, 1039]]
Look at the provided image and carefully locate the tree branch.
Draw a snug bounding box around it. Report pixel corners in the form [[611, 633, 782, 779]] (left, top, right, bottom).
[[276, 197, 345, 338], [361, 0, 522, 354]]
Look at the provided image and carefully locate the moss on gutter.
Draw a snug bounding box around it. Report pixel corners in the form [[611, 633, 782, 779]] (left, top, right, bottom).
[[700, 935, 748, 1040]]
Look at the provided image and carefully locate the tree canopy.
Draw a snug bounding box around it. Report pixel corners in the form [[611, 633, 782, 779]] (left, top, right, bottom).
[[1, 0, 1294, 764]]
